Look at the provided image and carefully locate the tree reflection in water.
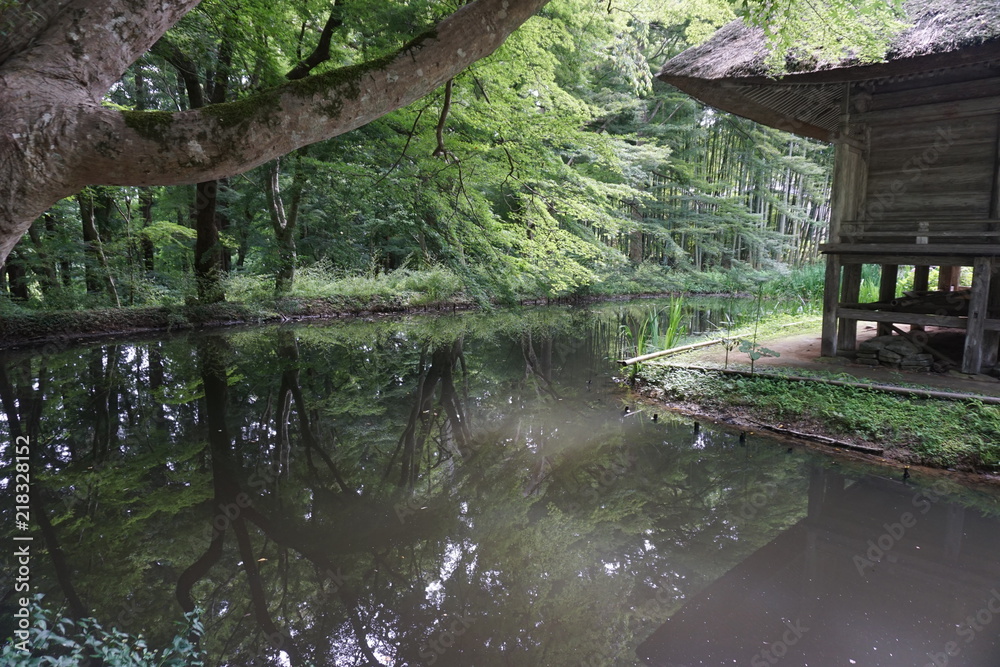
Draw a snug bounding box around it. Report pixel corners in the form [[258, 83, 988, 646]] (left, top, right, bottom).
[[1, 305, 997, 666]]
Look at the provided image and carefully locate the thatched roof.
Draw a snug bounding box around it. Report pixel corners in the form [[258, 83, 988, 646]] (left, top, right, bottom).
[[657, 0, 1000, 141], [897, 0, 1000, 59]]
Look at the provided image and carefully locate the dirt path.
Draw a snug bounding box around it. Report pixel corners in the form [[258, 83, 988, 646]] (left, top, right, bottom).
[[667, 322, 1000, 397]]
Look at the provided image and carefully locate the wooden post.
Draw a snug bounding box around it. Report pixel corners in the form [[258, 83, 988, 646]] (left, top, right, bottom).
[[985, 268, 1000, 369], [821, 256, 841, 357], [838, 264, 862, 352], [911, 265, 930, 332], [877, 264, 898, 336], [938, 265, 961, 291], [983, 116, 1000, 369], [822, 132, 867, 358], [962, 256, 993, 373]]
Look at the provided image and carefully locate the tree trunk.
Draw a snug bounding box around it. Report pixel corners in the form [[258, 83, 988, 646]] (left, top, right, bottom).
[[5, 247, 29, 301], [134, 64, 158, 276], [139, 189, 155, 273], [192, 41, 232, 304], [77, 190, 121, 305], [46, 214, 73, 287], [193, 180, 225, 303], [27, 216, 59, 294], [77, 193, 103, 294], [264, 158, 303, 294]]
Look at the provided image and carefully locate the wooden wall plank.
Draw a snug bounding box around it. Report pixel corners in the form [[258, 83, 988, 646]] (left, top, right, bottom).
[[851, 95, 1000, 125], [868, 117, 993, 149], [820, 243, 1000, 254], [868, 197, 992, 220], [865, 168, 993, 194], [870, 75, 1000, 112], [861, 114, 997, 222]]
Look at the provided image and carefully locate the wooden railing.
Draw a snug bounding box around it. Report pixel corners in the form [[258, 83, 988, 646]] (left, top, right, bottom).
[[820, 218, 1000, 255]]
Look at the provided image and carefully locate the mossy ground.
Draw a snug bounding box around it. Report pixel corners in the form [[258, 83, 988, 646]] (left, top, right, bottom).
[[637, 364, 1000, 472]]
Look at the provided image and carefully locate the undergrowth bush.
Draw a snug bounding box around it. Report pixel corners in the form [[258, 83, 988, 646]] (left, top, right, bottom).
[[225, 261, 467, 306], [2, 596, 205, 666]]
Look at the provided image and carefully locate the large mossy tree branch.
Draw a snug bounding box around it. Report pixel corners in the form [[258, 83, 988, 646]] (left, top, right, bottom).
[[71, 0, 550, 188], [3, 0, 204, 99], [0, 0, 549, 265]]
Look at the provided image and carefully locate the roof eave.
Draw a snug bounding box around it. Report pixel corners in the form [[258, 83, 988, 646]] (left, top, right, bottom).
[[657, 40, 1000, 142], [658, 75, 839, 142]]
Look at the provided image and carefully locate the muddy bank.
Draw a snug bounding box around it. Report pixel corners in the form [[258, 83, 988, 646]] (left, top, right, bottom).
[[0, 298, 480, 351], [0, 291, 717, 351]]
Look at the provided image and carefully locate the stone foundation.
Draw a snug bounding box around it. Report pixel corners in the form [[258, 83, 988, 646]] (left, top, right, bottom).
[[855, 335, 933, 372]]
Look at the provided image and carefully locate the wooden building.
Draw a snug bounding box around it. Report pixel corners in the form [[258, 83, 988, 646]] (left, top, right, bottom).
[[657, 2, 1000, 374]]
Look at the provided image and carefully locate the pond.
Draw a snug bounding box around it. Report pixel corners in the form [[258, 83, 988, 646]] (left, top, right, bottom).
[[1, 300, 999, 666]]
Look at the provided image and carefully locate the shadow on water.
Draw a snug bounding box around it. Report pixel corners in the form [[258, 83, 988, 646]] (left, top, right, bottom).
[[0, 303, 997, 665]]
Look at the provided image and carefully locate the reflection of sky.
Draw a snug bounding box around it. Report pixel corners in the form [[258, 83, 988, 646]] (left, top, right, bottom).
[[692, 430, 708, 449], [426, 540, 478, 607]]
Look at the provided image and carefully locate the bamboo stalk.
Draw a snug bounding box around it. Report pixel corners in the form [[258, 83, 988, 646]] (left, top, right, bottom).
[[619, 338, 724, 366]]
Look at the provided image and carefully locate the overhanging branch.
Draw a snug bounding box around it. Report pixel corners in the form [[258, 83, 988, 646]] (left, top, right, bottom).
[[286, 1, 347, 81], [71, 0, 551, 188]]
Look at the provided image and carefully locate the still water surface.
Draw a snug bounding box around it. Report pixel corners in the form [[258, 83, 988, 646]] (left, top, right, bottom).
[[1, 300, 999, 666]]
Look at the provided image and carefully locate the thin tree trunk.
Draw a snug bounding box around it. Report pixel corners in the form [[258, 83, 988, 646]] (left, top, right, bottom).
[[5, 247, 29, 300], [138, 189, 155, 272], [264, 157, 303, 294], [27, 216, 59, 294], [193, 42, 232, 303], [77, 190, 120, 305]]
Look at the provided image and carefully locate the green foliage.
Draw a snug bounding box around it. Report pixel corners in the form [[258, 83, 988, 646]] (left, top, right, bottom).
[[661, 296, 685, 351], [1, 597, 205, 666], [621, 297, 687, 381], [225, 261, 466, 307], [5, 0, 878, 311], [760, 262, 824, 301], [138, 221, 196, 245], [740, 0, 910, 72], [858, 277, 880, 303], [737, 338, 780, 363]]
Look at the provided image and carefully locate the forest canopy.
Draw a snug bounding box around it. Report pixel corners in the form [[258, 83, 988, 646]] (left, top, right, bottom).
[[0, 0, 906, 308]]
